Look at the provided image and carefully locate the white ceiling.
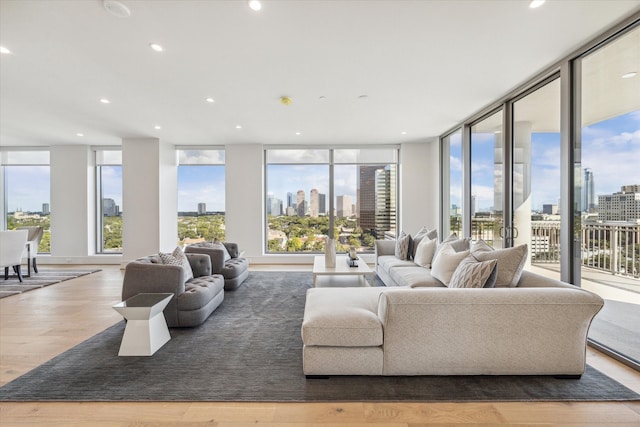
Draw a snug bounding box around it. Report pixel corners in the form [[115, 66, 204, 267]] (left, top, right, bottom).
[[1, 0, 639, 148]]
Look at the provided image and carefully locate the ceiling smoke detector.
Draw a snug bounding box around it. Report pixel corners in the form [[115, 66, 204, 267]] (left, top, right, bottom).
[[103, 0, 131, 18]]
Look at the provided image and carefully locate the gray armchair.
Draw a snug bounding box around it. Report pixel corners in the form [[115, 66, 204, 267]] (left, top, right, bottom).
[[185, 242, 249, 290], [122, 252, 224, 327]]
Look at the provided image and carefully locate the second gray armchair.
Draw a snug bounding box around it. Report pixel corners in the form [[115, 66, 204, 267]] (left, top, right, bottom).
[[185, 241, 249, 290]]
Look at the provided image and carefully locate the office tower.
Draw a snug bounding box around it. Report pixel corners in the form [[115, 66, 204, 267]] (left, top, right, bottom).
[[358, 164, 396, 237], [542, 204, 558, 215], [309, 189, 319, 218], [471, 195, 477, 217], [286, 192, 294, 208], [318, 193, 326, 215], [103, 198, 117, 217], [598, 185, 640, 221], [197, 203, 206, 215], [42, 203, 50, 215], [583, 168, 595, 212], [297, 190, 305, 216], [286, 206, 296, 216], [266, 194, 282, 216], [336, 195, 353, 218]]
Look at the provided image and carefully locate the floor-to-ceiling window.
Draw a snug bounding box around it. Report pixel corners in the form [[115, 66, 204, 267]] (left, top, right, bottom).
[[95, 149, 122, 253], [177, 149, 226, 245], [578, 25, 640, 366], [265, 147, 398, 253], [1, 150, 51, 252], [470, 110, 504, 248], [442, 130, 463, 238], [513, 78, 562, 280]]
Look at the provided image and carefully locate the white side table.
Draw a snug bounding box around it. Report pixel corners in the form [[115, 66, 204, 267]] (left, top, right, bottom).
[[112, 293, 173, 356]]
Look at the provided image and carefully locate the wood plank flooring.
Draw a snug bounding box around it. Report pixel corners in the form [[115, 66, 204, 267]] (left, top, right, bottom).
[[1, 265, 639, 426]]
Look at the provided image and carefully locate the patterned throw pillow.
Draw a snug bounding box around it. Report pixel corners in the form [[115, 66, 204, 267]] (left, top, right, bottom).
[[159, 246, 194, 282], [395, 231, 411, 261], [470, 240, 528, 287], [448, 254, 498, 288]]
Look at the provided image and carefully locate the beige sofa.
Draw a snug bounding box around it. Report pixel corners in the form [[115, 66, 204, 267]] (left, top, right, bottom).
[[301, 270, 604, 377]]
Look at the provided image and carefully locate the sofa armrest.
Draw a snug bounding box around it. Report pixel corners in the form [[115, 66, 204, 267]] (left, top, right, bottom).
[[186, 253, 212, 278], [374, 240, 396, 265], [122, 261, 186, 301]]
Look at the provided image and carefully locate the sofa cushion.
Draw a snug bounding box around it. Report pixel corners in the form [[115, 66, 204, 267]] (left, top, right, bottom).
[[471, 240, 528, 287], [378, 255, 416, 271], [302, 288, 384, 347], [390, 266, 445, 287], [410, 226, 429, 259], [159, 247, 193, 282], [413, 237, 437, 268], [395, 232, 411, 260], [431, 244, 470, 285], [221, 257, 248, 279], [448, 254, 498, 288]]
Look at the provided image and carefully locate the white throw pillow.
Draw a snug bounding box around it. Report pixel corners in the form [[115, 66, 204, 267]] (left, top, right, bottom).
[[470, 240, 528, 287], [448, 254, 498, 288], [413, 237, 437, 268], [431, 243, 470, 285], [159, 246, 194, 282], [410, 226, 430, 259]]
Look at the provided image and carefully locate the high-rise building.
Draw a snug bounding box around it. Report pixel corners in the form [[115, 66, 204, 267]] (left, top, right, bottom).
[[336, 195, 353, 217], [358, 164, 396, 237], [42, 203, 50, 215], [542, 204, 558, 215], [197, 203, 206, 215], [598, 185, 640, 221], [266, 194, 282, 216], [103, 198, 117, 217], [309, 189, 319, 218], [583, 168, 596, 212], [296, 190, 305, 216], [286, 192, 294, 208], [471, 195, 477, 217], [318, 193, 326, 215]]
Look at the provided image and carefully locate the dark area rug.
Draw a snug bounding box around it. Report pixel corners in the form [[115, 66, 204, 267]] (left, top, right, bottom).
[[0, 268, 101, 299], [0, 271, 638, 402]]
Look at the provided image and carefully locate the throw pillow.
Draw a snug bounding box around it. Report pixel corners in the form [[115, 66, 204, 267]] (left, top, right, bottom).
[[431, 243, 470, 285], [410, 226, 430, 259], [450, 237, 471, 252], [426, 228, 438, 240], [202, 241, 231, 261], [395, 231, 411, 260], [413, 237, 437, 268], [470, 240, 528, 287], [448, 254, 498, 288], [159, 246, 194, 282], [433, 233, 458, 260]]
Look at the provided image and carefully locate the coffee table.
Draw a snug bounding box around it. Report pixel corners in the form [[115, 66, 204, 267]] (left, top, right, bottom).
[[312, 255, 374, 287], [112, 293, 173, 356]]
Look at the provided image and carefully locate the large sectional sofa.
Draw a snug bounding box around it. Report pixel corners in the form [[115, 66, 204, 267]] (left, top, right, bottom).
[[301, 233, 604, 377]]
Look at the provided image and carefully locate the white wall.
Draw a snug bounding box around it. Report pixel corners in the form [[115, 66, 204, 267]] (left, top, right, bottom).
[[399, 140, 440, 236], [49, 145, 93, 261], [122, 138, 177, 264]]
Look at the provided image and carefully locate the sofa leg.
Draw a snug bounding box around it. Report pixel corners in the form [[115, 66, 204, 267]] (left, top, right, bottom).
[[554, 374, 582, 379], [305, 375, 330, 379]]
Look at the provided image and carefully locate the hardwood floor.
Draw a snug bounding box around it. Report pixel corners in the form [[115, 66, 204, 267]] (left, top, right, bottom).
[[1, 265, 639, 426]]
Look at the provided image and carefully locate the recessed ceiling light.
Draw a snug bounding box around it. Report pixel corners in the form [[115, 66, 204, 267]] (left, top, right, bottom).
[[154, 125, 162, 130], [103, 0, 131, 18], [205, 97, 215, 103], [235, 125, 242, 129], [100, 98, 111, 104], [401, 131, 407, 135], [318, 96, 327, 100], [149, 43, 164, 52], [76, 133, 84, 137], [248, 0, 262, 11], [0, 46, 12, 54], [529, 0, 545, 8], [622, 71, 637, 79], [295, 132, 301, 135]]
